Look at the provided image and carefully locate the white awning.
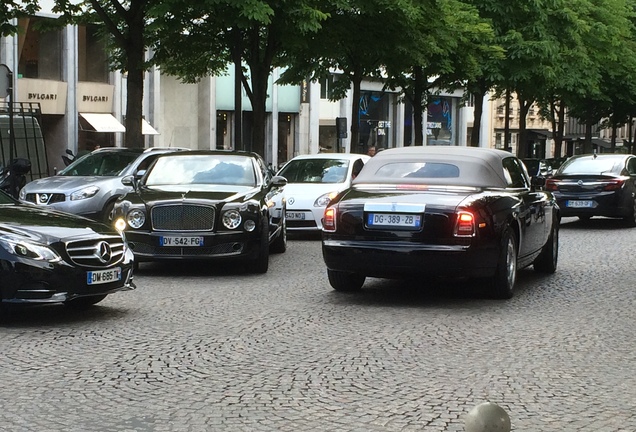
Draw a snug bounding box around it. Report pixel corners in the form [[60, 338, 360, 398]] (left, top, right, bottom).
[[142, 118, 159, 135], [79, 113, 126, 133]]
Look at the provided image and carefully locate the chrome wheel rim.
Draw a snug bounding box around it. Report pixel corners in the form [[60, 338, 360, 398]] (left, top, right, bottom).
[[506, 237, 517, 289]]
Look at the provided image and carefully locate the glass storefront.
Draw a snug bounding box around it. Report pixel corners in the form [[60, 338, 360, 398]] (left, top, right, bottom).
[[427, 97, 455, 145], [78, 25, 109, 83], [17, 18, 63, 80], [358, 91, 391, 153]]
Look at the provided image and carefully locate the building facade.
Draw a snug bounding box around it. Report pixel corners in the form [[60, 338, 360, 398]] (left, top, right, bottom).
[[1, 4, 478, 177]]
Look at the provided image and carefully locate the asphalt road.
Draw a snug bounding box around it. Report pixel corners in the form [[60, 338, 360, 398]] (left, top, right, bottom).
[[1, 217, 635, 432]]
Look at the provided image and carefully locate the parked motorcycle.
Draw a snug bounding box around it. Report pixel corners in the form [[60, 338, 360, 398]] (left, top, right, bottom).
[[0, 158, 32, 199], [62, 149, 76, 166]]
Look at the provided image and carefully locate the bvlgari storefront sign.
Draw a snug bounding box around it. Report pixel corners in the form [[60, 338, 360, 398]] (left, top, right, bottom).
[[17, 78, 68, 114], [77, 82, 115, 113]]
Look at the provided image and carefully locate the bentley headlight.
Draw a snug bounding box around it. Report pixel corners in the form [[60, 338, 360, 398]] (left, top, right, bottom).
[[314, 191, 338, 207], [127, 209, 146, 229], [222, 209, 242, 229], [70, 185, 100, 201], [0, 236, 61, 262]]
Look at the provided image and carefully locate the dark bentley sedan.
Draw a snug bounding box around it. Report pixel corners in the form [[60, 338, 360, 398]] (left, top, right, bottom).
[[0, 191, 135, 313], [112, 151, 287, 273], [322, 146, 560, 299], [545, 153, 636, 225]]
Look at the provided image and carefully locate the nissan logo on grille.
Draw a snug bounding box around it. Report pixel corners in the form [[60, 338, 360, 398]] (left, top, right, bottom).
[[94, 241, 112, 263], [37, 193, 50, 204]]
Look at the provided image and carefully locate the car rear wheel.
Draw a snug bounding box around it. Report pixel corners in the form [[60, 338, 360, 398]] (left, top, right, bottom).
[[534, 220, 558, 273], [490, 227, 517, 299], [64, 295, 107, 309], [327, 269, 365, 292]]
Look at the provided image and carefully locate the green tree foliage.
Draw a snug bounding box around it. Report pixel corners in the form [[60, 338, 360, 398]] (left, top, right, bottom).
[[381, 0, 501, 146], [0, 0, 39, 37], [152, 0, 329, 156], [53, 0, 162, 149]]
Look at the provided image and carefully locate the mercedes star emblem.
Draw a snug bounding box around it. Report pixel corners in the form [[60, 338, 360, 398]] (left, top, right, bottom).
[[95, 241, 112, 264]]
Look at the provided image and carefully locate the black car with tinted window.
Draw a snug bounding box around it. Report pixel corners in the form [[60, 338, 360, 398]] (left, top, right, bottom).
[[545, 153, 636, 225], [0, 191, 135, 314], [322, 146, 560, 299], [113, 151, 287, 273]]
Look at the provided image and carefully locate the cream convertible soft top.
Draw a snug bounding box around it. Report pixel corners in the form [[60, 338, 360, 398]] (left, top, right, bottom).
[[353, 146, 516, 188]]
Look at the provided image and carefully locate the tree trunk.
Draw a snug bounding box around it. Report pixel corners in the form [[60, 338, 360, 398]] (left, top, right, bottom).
[[470, 89, 484, 147], [123, 18, 145, 149], [350, 73, 362, 152], [504, 90, 511, 151], [584, 117, 593, 154], [517, 96, 531, 158], [248, 71, 268, 157], [232, 29, 242, 151], [555, 102, 566, 158]]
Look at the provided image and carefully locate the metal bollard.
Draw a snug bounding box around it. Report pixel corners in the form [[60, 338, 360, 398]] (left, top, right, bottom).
[[464, 402, 511, 432]]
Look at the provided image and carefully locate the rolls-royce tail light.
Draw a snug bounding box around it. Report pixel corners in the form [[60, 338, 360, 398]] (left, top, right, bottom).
[[454, 211, 475, 237], [323, 207, 336, 231]]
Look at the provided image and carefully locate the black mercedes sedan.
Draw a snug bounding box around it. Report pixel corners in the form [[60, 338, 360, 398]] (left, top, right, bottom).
[[0, 191, 135, 313], [112, 151, 287, 273], [545, 153, 636, 225], [322, 146, 560, 299]]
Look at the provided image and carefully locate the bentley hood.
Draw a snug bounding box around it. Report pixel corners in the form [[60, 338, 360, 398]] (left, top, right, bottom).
[[136, 186, 257, 206]]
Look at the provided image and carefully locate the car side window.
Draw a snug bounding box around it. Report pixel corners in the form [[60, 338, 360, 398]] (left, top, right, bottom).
[[352, 159, 365, 179], [502, 157, 529, 188], [627, 157, 636, 175], [256, 157, 271, 184]]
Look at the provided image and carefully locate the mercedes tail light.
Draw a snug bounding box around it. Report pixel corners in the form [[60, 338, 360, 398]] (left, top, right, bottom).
[[454, 211, 475, 237], [323, 207, 337, 232]]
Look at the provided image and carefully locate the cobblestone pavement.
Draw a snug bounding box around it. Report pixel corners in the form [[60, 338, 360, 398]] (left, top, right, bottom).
[[1, 217, 635, 432]]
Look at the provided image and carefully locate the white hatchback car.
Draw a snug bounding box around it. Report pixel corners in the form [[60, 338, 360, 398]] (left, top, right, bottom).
[[276, 153, 370, 231]]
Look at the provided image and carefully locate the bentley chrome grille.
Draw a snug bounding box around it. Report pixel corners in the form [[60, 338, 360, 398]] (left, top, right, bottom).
[[65, 236, 125, 268], [151, 204, 215, 231]]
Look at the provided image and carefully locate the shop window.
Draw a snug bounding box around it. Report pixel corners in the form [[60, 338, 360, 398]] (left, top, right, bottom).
[[359, 91, 391, 151], [18, 17, 62, 80], [78, 25, 109, 83], [319, 75, 335, 100]]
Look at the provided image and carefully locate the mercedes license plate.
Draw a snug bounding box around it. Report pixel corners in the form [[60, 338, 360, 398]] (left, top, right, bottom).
[[367, 213, 422, 228], [87, 267, 122, 285], [160, 236, 204, 246], [566, 200, 594, 208]]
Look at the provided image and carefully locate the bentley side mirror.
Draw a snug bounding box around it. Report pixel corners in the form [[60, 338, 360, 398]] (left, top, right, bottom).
[[271, 175, 287, 188]]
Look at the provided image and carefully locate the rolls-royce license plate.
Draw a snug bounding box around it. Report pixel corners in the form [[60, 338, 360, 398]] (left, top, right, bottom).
[[367, 213, 422, 228]]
